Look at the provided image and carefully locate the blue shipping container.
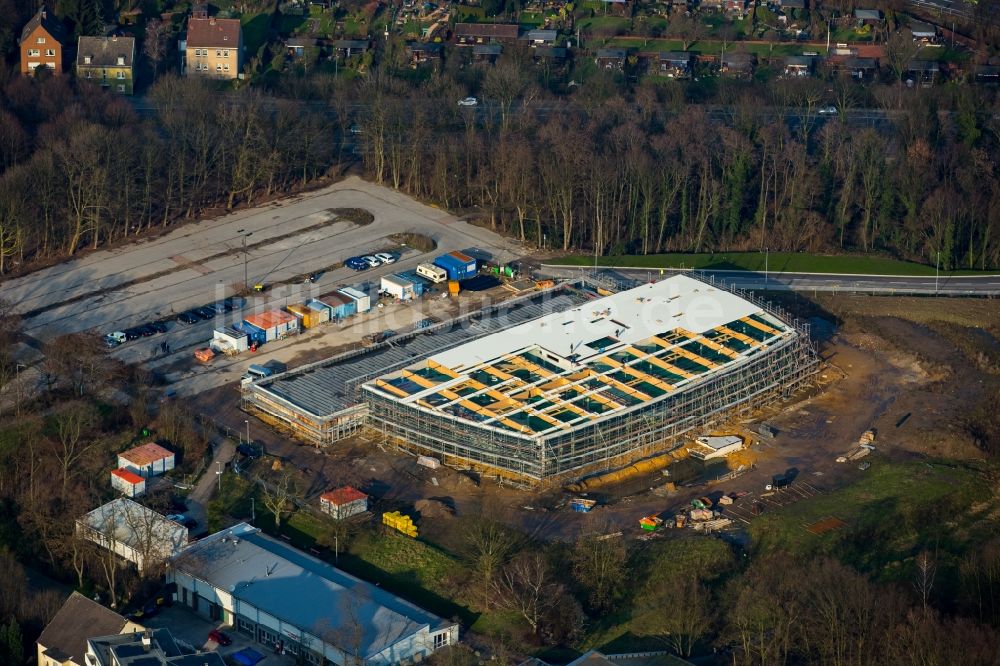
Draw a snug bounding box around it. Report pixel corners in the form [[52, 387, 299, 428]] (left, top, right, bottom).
[[433, 251, 477, 280], [397, 270, 426, 296], [240, 321, 268, 346]]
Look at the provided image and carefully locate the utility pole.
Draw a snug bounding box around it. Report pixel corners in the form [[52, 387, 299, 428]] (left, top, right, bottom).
[[251, 497, 255, 523], [245, 419, 250, 448], [216, 461, 223, 491], [237, 229, 253, 289], [935, 250, 940, 295]]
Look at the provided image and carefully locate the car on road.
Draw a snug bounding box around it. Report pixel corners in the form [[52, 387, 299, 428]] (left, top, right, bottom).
[[361, 255, 382, 268], [308, 271, 324, 283], [345, 256, 369, 270], [818, 105, 838, 115], [457, 97, 478, 107], [149, 321, 169, 334], [349, 124, 363, 135], [374, 252, 397, 265], [105, 331, 126, 347], [193, 306, 216, 320], [177, 311, 200, 325], [208, 630, 232, 646]]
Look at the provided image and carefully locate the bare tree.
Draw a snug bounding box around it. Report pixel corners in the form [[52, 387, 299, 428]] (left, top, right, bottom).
[[460, 507, 521, 608], [49, 401, 99, 495], [915, 550, 937, 614], [572, 523, 626, 612], [144, 19, 168, 74], [492, 552, 561, 639], [258, 468, 299, 528], [885, 30, 921, 83]]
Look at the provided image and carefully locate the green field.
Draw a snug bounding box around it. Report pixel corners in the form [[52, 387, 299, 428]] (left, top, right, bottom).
[[549, 252, 1000, 276]]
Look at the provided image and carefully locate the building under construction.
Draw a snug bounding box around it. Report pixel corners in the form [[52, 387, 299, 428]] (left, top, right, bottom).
[[243, 273, 818, 484]]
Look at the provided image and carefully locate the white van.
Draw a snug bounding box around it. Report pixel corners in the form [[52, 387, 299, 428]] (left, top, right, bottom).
[[416, 263, 448, 284]]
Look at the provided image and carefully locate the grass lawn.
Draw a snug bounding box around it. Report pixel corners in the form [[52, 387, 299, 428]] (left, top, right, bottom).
[[578, 16, 632, 33], [519, 12, 545, 27], [548, 252, 1000, 276], [748, 460, 992, 578], [241, 13, 271, 54]]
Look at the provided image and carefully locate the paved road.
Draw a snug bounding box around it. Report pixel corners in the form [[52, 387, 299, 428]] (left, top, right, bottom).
[[4, 177, 524, 357], [540, 265, 1000, 296]]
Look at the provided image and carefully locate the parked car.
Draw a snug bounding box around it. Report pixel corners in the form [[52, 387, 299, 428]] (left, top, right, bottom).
[[177, 311, 200, 325], [457, 97, 478, 107], [210, 301, 228, 314], [137, 324, 157, 337], [208, 629, 232, 646], [818, 105, 838, 115], [194, 306, 216, 320], [223, 296, 245, 311], [123, 328, 142, 341], [374, 252, 397, 265], [165, 514, 186, 523], [308, 271, 324, 283], [361, 255, 382, 268], [345, 257, 368, 271], [105, 331, 126, 347], [149, 321, 169, 334]]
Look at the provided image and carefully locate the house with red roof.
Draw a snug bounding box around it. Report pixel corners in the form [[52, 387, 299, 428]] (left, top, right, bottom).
[[319, 486, 368, 519], [184, 14, 242, 79]]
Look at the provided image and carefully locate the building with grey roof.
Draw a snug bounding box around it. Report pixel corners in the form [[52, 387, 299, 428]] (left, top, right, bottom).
[[85, 628, 224, 666], [36, 592, 136, 666], [76, 35, 136, 94], [167, 523, 457, 665]]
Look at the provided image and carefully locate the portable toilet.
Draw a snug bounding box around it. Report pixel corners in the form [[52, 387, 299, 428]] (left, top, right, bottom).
[[339, 286, 370, 313], [381, 274, 417, 301], [286, 303, 320, 329], [319, 291, 356, 321], [243, 309, 299, 342], [305, 298, 331, 324]]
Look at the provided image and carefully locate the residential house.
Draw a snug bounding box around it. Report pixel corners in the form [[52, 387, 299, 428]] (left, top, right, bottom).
[[319, 486, 369, 519], [525, 29, 558, 46], [907, 59, 939, 84], [19, 8, 66, 75], [110, 467, 145, 497], [533, 46, 568, 63], [36, 592, 140, 666], [285, 37, 317, 59], [700, 0, 726, 10], [185, 16, 243, 79], [720, 52, 755, 76], [76, 498, 188, 572], [85, 628, 225, 666], [658, 51, 692, 78], [665, 0, 689, 12], [167, 523, 459, 665], [784, 54, 815, 77], [854, 8, 883, 23], [473, 44, 503, 63], [595, 48, 627, 70], [118, 442, 175, 478], [76, 36, 135, 94], [845, 56, 878, 79], [454, 22, 519, 44], [335, 39, 370, 58], [726, 0, 747, 14], [909, 20, 937, 43], [407, 42, 442, 66]]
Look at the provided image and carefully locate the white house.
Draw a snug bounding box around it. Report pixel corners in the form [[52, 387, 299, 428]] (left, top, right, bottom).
[[76, 498, 188, 572], [167, 523, 458, 665], [110, 467, 146, 497], [117, 442, 175, 478], [319, 486, 368, 520]]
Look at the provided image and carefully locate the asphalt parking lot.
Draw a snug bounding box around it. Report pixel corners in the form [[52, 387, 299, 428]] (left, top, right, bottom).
[[143, 605, 296, 665], [5, 176, 525, 394]]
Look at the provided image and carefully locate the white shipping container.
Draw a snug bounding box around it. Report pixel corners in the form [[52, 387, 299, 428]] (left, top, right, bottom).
[[416, 456, 441, 470]]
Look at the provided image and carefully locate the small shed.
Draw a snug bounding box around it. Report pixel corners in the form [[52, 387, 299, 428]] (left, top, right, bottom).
[[118, 442, 175, 478], [212, 327, 250, 354], [339, 286, 371, 313], [909, 21, 937, 41], [659, 51, 692, 77], [533, 46, 567, 62], [243, 309, 299, 342], [526, 29, 557, 46], [853, 8, 883, 21], [319, 486, 368, 519], [286, 303, 321, 329], [319, 291, 357, 320], [784, 55, 814, 76], [305, 298, 332, 324], [111, 468, 145, 497], [595, 48, 627, 70], [381, 274, 419, 301]]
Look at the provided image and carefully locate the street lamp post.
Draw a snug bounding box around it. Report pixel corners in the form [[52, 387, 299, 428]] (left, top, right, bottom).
[[216, 461, 223, 491], [764, 247, 769, 289], [237, 229, 253, 289], [251, 497, 255, 524], [245, 420, 250, 448]]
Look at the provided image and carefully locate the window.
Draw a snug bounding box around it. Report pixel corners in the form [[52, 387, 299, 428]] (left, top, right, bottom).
[[117, 71, 124, 79], [28, 49, 39, 56], [83, 55, 91, 64], [116, 56, 124, 65], [236, 617, 255, 636], [117, 85, 125, 92], [45, 49, 55, 57], [223, 50, 229, 58], [223, 63, 229, 71], [216, 63, 222, 71], [433, 632, 450, 649], [216, 50, 221, 57], [37, 37, 45, 44]]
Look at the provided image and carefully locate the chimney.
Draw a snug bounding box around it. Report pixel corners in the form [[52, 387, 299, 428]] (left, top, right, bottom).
[[141, 630, 152, 651]]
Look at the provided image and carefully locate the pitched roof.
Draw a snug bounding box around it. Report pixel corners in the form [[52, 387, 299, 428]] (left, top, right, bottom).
[[111, 468, 144, 485], [37, 592, 127, 665], [19, 8, 65, 45], [76, 36, 135, 68], [454, 22, 519, 39], [119, 442, 174, 466], [474, 44, 503, 56], [186, 17, 241, 48], [244, 308, 297, 330], [659, 51, 692, 62], [321, 486, 368, 505], [854, 8, 882, 19], [597, 49, 627, 58], [534, 46, 567, 59]]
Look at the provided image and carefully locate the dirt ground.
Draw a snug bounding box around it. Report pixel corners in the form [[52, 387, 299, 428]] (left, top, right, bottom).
[[185, 292, 1000, 543]]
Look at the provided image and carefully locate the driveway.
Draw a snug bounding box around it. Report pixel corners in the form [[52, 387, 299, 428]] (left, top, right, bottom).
[[185, 438, 235, 529]]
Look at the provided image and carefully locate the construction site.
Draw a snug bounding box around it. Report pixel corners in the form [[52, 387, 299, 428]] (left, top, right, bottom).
[[242, 272, 819, 485]]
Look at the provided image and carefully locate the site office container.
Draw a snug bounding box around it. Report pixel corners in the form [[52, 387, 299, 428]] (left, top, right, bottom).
[[243, 309, 298, 342], [319, 291, 356, 321], [305, 298, 332, 324], [397, 270, 427, 297], [286, 303, 320, 329], [339, 286, 371, 313], [433, 251, 477, 281], [381, 274, 417, 301], [212, 327, 250, 354]]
